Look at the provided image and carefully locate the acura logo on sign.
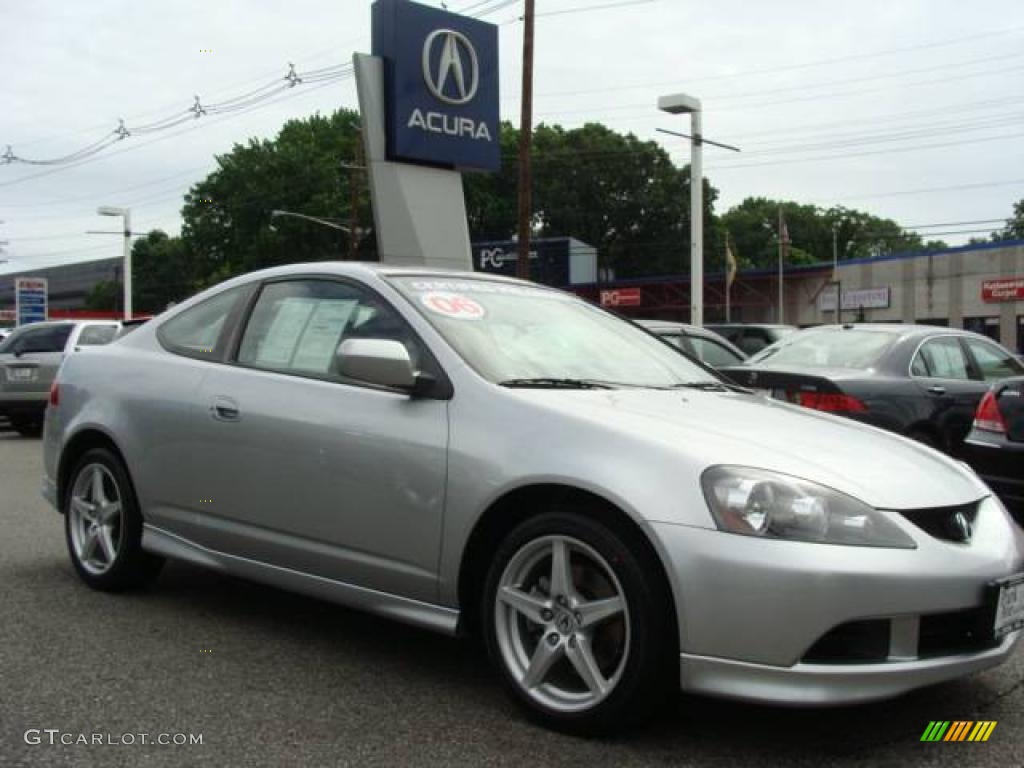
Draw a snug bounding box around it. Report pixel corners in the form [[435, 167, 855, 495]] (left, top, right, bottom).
[[422, 29, 479, 105]]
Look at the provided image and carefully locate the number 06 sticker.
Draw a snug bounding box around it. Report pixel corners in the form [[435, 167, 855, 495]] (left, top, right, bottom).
[[421, 292, 486, 320]]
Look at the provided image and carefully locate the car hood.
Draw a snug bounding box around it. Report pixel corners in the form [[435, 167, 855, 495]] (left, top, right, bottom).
[[510, 387, 988, 510]]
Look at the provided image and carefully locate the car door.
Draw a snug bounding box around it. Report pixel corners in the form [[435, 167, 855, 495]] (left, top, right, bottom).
[[189, 276, 449, 603], [1, 324, 72, 398], [909, 335, 987, 451]]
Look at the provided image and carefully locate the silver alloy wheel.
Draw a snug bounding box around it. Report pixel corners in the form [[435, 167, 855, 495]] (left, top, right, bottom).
[[68, 463, 124, 576], [495, 534, 631, 713]]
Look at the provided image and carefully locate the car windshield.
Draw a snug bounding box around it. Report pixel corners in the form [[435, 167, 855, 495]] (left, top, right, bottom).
[[748, 328, 897, 369], [390, 277, 717, 388]]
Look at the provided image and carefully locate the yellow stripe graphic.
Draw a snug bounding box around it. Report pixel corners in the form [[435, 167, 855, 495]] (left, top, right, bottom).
[[980, 721, 997, 742]]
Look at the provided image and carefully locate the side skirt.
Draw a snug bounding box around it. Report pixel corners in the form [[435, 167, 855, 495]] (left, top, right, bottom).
[[142, 524, 460, 636]]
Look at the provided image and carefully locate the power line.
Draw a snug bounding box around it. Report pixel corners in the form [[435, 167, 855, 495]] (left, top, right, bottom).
[[521, 24, 1024, 101]]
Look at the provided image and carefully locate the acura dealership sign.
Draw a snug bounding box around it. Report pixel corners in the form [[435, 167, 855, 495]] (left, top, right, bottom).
[[372, 0, 500, 171]]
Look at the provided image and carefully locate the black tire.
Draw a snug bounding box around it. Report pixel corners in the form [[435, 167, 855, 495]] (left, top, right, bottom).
[[481, 511, 674, 735], [63, 447, 164, 591], [9, 414, 43, 437]]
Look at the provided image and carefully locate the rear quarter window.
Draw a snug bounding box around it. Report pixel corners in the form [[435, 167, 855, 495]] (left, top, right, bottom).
[[77, 325, 118, 346]]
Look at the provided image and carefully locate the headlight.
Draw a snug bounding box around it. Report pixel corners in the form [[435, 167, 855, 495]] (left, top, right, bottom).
[[701, 466, 916, 549]]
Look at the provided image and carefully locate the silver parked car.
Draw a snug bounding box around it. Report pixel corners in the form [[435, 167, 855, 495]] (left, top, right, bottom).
[[0, 320, 119, 436], [42, 264, 1024, 733]]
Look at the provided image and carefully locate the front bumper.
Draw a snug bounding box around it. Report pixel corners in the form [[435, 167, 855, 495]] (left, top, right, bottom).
[[648, 496, 1024, 703], [680, 630, 1020, 705]]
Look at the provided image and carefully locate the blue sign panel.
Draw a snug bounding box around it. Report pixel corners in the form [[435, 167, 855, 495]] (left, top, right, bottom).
[[372, 0, 500, 172], [15, 277, 48, 325]]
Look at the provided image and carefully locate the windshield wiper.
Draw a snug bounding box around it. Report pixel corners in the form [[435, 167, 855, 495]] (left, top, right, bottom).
[[499, 378, 616, 390], [672, 380, 751, 394]]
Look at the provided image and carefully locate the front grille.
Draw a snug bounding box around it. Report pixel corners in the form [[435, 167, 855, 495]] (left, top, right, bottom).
[[900, 502, 979, 543], [919, 607, 998, 658], [802, 619, 890, 663]]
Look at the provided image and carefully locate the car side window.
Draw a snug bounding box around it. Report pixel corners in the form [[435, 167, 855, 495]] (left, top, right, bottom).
[[964, 339, 1024, 382], [16, 325, 72, 354], [237, 279, 421, 381], [738, 332, 768, 356], [690, 337, 743, 367], [77, 325, 118, 346], [658, 333, 689, 353], [915, 337, 970, 380], [158, 285, 247, 358]]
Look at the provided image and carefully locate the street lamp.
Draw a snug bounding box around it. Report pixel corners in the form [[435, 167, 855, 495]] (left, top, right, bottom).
[[97, 206, 131, 319], [269, 209, 351, 233], [658, 93, 704, 326]]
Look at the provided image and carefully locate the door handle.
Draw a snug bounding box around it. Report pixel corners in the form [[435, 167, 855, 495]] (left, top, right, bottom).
[[210, 397, 240, 421], [927, 385, 946, 396]]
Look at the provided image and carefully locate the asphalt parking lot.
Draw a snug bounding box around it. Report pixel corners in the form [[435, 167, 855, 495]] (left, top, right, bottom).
[[1, 430, 1022, 768]]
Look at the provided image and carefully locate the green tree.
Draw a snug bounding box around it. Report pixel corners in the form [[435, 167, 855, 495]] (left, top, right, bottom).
[[131, 230, 198, 313], [84, 280, 120, 311], [720, 198, 945, 271], [993, 199, 1024, 241], [465, 122, 720, 278], [181, 109, 370, 287]]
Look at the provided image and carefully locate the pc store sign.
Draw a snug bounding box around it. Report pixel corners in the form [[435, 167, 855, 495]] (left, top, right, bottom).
[[372, 0, 501, 172]]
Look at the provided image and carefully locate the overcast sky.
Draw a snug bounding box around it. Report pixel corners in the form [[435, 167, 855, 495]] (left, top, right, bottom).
[[1, 0, 1023, 275]]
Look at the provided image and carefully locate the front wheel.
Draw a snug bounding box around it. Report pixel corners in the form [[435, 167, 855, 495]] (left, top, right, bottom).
[[64, 448, 163, 591], [482, 512, 673, 734]]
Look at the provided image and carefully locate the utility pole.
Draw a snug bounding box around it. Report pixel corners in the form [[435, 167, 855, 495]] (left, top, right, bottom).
[[515, 0, 536, 280], [348, 138, 365, 261], [777, 207, 789, 324]]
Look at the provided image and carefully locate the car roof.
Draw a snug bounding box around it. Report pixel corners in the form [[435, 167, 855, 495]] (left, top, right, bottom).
[[798, 323, 984, 338], [705, 323, 795, 330]]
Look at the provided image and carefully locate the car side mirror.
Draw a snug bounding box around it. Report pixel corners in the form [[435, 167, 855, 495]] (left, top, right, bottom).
[[336, 338, 418, 392]]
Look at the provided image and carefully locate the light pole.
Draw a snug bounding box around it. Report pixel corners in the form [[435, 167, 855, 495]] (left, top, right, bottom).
[[97, 206, 131, 319], [270, 209, 352, 234], [658, 93, 703, 325]]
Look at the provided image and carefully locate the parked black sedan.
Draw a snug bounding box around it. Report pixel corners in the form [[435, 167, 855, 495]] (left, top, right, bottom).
[[720, 323, 1024, 454], [964, 377, 1024, 518]]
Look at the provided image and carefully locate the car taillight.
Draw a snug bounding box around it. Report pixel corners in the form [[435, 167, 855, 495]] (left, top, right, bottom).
[[796, 391, 867, 413], [973, 390, 1006, 433], [49, 381, 59, 407]]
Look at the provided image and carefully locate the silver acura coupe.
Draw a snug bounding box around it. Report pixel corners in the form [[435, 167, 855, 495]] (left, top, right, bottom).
[[42, 264, 1024, 733]]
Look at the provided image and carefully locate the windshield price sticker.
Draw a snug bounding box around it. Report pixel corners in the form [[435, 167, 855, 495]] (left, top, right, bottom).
[[421, 292, 487, 320], [408, 280, 570, 302]]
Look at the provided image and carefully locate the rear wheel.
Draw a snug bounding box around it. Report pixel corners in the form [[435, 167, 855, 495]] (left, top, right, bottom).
[[482, 511, 673, 734], [64, 448, 163, 591]]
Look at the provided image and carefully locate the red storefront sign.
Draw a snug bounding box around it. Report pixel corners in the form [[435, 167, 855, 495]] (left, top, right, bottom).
[[600, 288, 642, 308], [982, 278, 1024, 303]]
